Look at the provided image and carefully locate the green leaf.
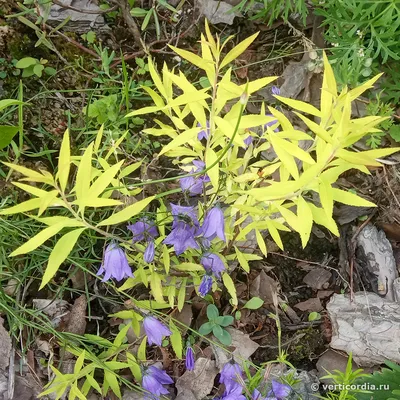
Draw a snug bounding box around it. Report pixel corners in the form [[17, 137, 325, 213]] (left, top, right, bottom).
[[15, 57, 37, 69], [104, 370, 121, 398], [40, 227, 86, 289], [75, 143, 94, 212], [215, 315, 234, 327], [74, 350, 86, 374], [137, 336, 147, 361], [0, 99, 23, 112], [85, 373, 102, 394], [33, 63, 44, 77], [213, 325, 232, 346], [332, 188, 376, 208], [207, 304, 219, 320], [308, 312, 321, 321], [243, 297, 264, 310], [169, 320, 183, 359], [198, 322, 214, 336], [0, 126, 19, 149], [97, 196, 155, 226], [234, 246, 249, 272], [206, 147, 219, 190]]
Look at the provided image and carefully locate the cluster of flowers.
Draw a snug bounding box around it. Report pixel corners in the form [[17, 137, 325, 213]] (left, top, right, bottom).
[[97, 159, 227, 297]]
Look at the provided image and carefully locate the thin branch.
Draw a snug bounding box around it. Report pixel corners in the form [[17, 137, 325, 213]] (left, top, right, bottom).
[[113, 0, 143, 47], [52, 0, 119, 14]]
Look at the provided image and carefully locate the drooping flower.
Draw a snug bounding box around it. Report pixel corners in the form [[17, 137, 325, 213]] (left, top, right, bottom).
[[164, 204, 200, 255], [97, 243, 133, 282], [142, 365, 173, 400], [244, 134, 254, 146], [201, 207, 226, 242], [197, 121, 210, 140], [127, 219, 158, 242], [201, 253, 225, 279], [199, 275, 213, 297], [218, 384, 247, 400], [185, 346, 195, 371], [220, 362, 244, 395], [143, 316, 172, 346], [271, 86, 280, 96], [144, 240, 155, 263], [128, 219, 159, 263], [252, 380, 292, 400], [264, 114, 279, 132], [180, 160, 211, 196]]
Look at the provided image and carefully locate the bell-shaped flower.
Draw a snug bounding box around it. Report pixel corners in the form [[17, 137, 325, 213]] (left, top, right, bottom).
[[142, 365, 173, 399], [197, 121, 210, 140], [199, 275, 213, 297], [143, 316, 172, 346], [144, 240, 155, 263], [97, 243, 133, 282], [252, 380, 291, 400], [185, 346, 195, 371], [220, 362, 244, 395], [164, 223, 199, 255], [201, 207, 226, 242], [127, 219, 158, 243], [218, 384, 247, 400], [170, 203, 199, 228], [201, 253, 225, 279], [271, 86, 280, 95], [180, 160, 210, 196]]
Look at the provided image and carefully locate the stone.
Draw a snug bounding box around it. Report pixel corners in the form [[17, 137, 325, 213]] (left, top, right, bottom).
[[327, 292, 400, 366], [303, 268, 332, 290], [316, 350, 357, 383], [0, 318, 11, 370], [195, 0, 239, 25], [294, 298, 323, 312]]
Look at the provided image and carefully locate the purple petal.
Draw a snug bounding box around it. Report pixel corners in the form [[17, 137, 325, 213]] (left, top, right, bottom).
[[143, 316, 172, 346], [271, 86, 280, 96], [170, 203, 199, 228], [271, 380, 291, 398], [144, 241, 155, 263], [147, 366, 174, 384], [244, 135, 254, 146], [199, 275, 213, 297], [201, 207, 226, 242], [97, 243, 133, 282], [220, 362, 244, 395], [185, 347, 195, 371], [164, 223, 199, 255], [127, 219, 158, 242], [201, 253, 225, 279]]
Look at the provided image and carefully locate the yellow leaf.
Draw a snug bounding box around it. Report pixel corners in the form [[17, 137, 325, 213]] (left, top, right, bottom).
[[347, 73, 383, 101], [10, 221, 78, 256], [137, 336, 147, 361], [297, 197, 313, 247], [169, 320, 183, 358], [158, 127, 200, 156], [150, 272, 165, 303], [141, 86, 165, 108], [93, 124, 104, 154], [148, 57, 167, 99], [38, 190, 59, 216], [234, 246, 249, 272], [215, 116, 245, 147], [320, 52, 337, 126], [222, 273, 238, 306], [206, 147, 219, 189], [255, 229, 267, 257], [3, 162, 54, 185], [174, 263, 203, 271], [0, 198, 42, 215], [294, 113, 333, 143], [169, 45, 214, 74], [86, 161, 123, 200], [270, 134, 315, 164], [332, 188, 376, 208], [319, 179, 333, 217], [178, 278, 187, 311], [277, 205, 300, 233], [57, 130, 70, 193], [268, 135, 299, 179], [80, 198, 123, 208], [97, 196, 155, 226], [37, 216, 84, 226], [265, 219, 284, 250], [308, 203, 339, 236], [275, 96, 321, 117], [75, 143, 94, 212], [241, 77, 278, 94], [220, 32, 259, 69], [248, 180, 301, 201], [11, 182, 48, 197], [125, 105, 162, 117], [104, 370, 121, 399]]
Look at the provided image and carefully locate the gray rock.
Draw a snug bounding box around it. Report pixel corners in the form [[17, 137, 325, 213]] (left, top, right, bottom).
[[0, 318, 11, 371], [316, 350, 357, 384], [327, 292, 400, 366], [303, 268, 332, 290], [40, 0, 105, 33], [195, 0, 239, 25]]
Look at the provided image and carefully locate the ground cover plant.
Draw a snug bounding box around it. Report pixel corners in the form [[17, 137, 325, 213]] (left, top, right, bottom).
[[2, 1, 400, 400], [1, 18, 399, 399]]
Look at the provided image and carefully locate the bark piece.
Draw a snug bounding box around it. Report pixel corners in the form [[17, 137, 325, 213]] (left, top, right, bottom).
[[250, 270, 279, 306], [327, 292, 400, 366], [0, 318, 11, 370], [176, 357, 218, 400], [294, 298, 323, 312], [303, 268, 332, 290], [356, 224, 398, 301]]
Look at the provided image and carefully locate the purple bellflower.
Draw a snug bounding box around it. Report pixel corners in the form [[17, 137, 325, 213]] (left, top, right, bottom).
[[201, 253, 225, 279], [164, 204, 200, 255], [220, 362, 244, 395], [271, 86, 280, 96], [185, 346, 195, 371], [142, 365, 173, 400], [97, 243, 133, 282], [143, 316, 172, 346], [264, 114, 279, 133], [180, 160, 210, 196], [218, 385, 247, 400], [244, 134, 254, 146], [252, 380, 291, 400], [197, 121, 210, 140], [127, 219, 158, 263], [127, 219, 158, 242], [201, 207, 226, 242], [199, 274, 213, 297]]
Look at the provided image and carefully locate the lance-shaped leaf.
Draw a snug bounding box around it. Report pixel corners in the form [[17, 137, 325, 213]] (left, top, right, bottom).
[[40, 227, 86, 289], [97, 196, 155, 226], [57, 130, 70, 193], [75, 143, 94, 212], [220, 32, 259, 69]]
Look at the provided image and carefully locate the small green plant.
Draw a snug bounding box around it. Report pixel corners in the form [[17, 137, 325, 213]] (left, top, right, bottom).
[[231, 0, 308, 25], [15, 57, 56, 78], [135, 57, 149, 75], [198, 304, 234, 345], [320, 354, 370, 400], [365, 93, 400, 148]]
